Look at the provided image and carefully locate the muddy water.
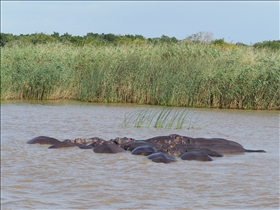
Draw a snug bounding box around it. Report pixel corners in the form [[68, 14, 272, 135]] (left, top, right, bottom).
[[1, 100, 279, 209]]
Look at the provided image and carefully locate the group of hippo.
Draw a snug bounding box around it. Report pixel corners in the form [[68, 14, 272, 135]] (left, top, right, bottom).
[[27, 134, 266, 163]]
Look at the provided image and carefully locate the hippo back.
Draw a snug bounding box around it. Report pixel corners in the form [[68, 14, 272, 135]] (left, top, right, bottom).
[[27, 136, 61, 145]]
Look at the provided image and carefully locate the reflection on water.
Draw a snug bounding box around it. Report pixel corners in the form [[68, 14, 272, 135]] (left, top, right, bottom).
[[1, 100, 279, 209]]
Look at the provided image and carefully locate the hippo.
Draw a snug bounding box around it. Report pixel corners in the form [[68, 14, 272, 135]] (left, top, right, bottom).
[[27, 136, 61, 145], [158, 143, 198, 157], [79, 145, 95, 149], [78, 137, 108, 148], [123, 141, 162, 151], [169, 134, 194, 144], [49, 137, 109, 149], [180, 151, 213, 161], [145, 135, 174, 144], [131, 145, 158, 156], [187, 148, 223, 157], [187, 137, 244, 148], [162, 135, 266, 154], [147, 152, 177, 164], [146, 134, 193, 145], [197, 144, 266, 154], [93, 142, 126, 154], [48, 139, 79, 149], [111, 137, 136, 148], [89, 137, 108, 147]]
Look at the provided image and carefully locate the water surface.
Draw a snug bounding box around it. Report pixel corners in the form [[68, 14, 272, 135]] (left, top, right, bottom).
[[1, 100, 279, 209]]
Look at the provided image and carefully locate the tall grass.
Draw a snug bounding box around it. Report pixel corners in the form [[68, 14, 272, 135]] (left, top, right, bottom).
[[1, 42, 279, 109]]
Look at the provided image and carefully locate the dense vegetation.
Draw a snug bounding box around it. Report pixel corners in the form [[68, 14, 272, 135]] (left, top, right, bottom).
[[0, 32, 178, 47], [1, 32, 279, 110], [1, 32, 279, 50]]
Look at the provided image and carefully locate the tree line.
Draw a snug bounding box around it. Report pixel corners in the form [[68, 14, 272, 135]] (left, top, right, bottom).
[[0, 32, 279, 50], [0, 32, 177, 47]]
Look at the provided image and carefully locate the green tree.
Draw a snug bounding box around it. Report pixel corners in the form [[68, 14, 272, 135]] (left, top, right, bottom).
[[253, 40, 280, 51], [51, 31, 60, 39], [0, 33, 14, 47]]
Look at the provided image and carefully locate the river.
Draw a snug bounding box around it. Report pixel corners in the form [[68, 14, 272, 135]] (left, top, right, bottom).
[[1, 100, 279, 209]]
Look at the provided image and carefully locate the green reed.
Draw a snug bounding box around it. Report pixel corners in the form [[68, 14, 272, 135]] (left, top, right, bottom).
[[1, 42, 279, 109], [120, 107, 199, 129]]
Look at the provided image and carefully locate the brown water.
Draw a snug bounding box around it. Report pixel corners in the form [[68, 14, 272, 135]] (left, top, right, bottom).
[[1, 100, 279, 209]]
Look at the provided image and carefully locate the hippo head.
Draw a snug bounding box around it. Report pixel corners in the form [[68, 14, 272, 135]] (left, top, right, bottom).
[[63, 139, 73, 143]]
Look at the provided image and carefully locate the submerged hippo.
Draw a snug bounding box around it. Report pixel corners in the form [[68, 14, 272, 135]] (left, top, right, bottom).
[[131, 145, 158, 156], [161, 134, 266, 154], [27, 136, 61, 145], [147, 152, 177, 164], [145, 134, 192, 145], [48, 139, 79, 149], [78, 137, 108, 149], [49, 137, 109, 149], [197, 144, 266, 154], [187, 148, 223, 157], [93, 142, 126, 154], [188, 137, 244, 148], [169, 134, 194, 144], [158, 143, 198, 157], [123, 141, 162, 151], [79, 145, 95, 149], [145, 135, 173, 144], [180, 151, 213, 161], [111, 137, 136, 148]]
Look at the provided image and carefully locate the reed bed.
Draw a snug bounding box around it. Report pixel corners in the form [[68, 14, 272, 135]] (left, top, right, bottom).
[[119, 107, 198, 129], [1, 42, 279, 109]]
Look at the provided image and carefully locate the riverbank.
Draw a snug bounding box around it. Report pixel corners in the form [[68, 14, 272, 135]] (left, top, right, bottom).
[[1, 42, 279, 109]]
